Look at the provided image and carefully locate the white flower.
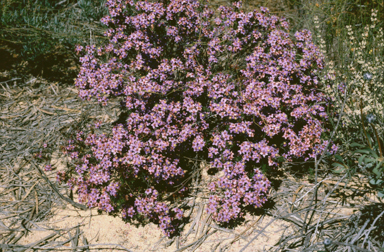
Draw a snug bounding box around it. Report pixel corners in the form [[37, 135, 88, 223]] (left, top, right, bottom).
[[363, 72, 373, 80]]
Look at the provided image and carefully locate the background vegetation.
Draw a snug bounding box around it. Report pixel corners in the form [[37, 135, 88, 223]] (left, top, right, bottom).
[[0, 0, 109, 83]]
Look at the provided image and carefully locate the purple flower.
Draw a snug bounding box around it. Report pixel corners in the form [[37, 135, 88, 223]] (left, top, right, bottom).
[[62, 0, 334, 237], [192, 135, 205, 152]]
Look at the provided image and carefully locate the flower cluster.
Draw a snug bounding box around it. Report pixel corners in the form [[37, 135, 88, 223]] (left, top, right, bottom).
[[61, 0, 336, 236]]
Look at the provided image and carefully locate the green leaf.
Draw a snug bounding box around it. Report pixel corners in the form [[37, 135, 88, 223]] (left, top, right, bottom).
[[332, 162, 347, 173], [332, 162, 346, 168], [372, 160, 384, 175], [378, 191, 384, 198], [365, 158, 377, 163], [358, 154, 366, 165], [369, 179, 377, 185], [371, 150, 379, 159], [350, 142, 365, 148], [353, 148, 378, 158], [373, 166, 382, 177], [353, 149, 370, 155], [333, 154, 344, 163]]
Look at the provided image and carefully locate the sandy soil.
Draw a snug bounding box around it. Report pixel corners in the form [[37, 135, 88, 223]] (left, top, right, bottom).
[[7, 135, 380, 252], [11, 161, 381, 252], [18, 196, 294, 252], [15, 153, 297, 252]]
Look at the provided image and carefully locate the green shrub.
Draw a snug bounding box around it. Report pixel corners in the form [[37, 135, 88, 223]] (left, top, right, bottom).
[[0, 0, 109, 83]]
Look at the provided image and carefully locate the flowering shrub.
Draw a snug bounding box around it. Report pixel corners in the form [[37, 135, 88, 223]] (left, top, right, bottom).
[[319, 9, 384, 141], [60, 0, 337, 236], [314, 9, 384, 197]]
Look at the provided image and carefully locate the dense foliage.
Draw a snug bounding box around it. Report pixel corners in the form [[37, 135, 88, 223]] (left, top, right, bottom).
[[59, 0, 336, 236]]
